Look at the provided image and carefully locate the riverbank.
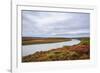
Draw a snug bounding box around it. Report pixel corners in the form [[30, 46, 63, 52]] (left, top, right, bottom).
[[22, 39, 80, 56], [22, 37, 71, 45], [22, 38, 90, 62]]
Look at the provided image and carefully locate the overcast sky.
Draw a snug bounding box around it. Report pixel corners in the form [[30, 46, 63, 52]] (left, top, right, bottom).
[[22, 10, 90, 38]]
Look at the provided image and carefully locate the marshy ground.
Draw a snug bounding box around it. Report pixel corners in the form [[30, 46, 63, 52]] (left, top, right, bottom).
[[22, 38, 90, 62]]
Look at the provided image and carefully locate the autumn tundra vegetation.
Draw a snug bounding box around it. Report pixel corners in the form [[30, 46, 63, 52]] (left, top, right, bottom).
[[22, 38, 90, 62], [22, 37, 71, 45]]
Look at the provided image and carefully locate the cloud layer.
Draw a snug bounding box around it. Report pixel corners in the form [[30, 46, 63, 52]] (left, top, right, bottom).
[[22, 10, 90, 38]]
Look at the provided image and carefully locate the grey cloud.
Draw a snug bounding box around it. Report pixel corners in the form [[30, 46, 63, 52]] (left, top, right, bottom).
[[22, 10, 90, 38]]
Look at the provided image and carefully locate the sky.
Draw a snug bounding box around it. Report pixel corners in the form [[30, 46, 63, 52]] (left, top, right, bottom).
[[22, 10, 90, 38]]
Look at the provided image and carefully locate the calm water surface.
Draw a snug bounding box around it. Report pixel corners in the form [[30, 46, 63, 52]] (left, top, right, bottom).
[[22, 39, 80, 56]]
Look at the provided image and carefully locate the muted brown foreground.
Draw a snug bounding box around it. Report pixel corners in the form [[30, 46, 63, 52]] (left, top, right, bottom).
[[22, 38, 90, 62]]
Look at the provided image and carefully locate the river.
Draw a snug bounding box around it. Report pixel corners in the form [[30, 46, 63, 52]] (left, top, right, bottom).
[[22, 39, 80, 56]]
